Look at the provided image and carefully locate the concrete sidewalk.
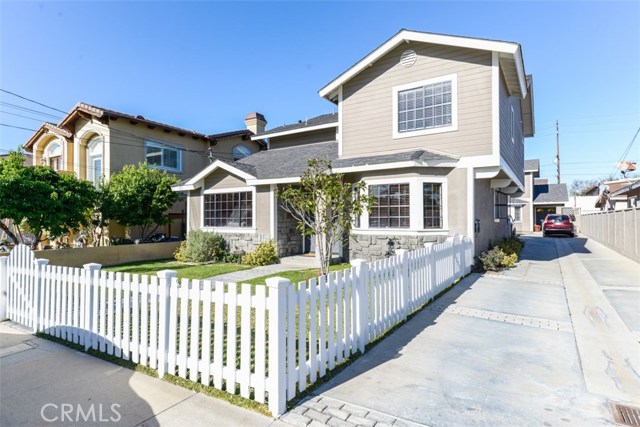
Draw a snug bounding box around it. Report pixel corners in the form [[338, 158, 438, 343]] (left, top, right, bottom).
[[0, 322, 272, 427], [274, 234, 640, 427]]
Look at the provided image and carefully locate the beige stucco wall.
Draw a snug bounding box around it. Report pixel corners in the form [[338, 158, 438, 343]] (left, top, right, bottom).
[[188, 189, 203, 232], [474, 178, 511, 254], [34, 242, 181, 268], [269, 128, 337, 149], [447, 167, 468, 237], [255, 185, 272, 236], [341, 43, 493, 159]]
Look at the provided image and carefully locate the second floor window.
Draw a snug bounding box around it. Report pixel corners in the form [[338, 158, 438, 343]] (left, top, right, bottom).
[[87, 136, 103, 185], [398, 80, 452, 133], [145, 141, 181, 173], [46, 141, 62, 171]]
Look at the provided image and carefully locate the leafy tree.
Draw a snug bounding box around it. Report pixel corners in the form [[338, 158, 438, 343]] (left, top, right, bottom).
[[103, 162, 179, 241], [569, 178, 600, 196], [0, 150, 97, 249], [279, 159, 373, 276]]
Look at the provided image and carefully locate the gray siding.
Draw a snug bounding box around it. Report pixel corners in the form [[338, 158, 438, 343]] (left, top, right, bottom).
[[341, 43, 493, 158], [499, 69, 525, 185], [269, 128, 337, 150], [188, 190, 202, 232], [204, 169, 248, 190]]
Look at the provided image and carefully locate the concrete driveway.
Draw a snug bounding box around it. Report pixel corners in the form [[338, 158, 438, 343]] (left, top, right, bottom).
[[275, 234, 640, 427]]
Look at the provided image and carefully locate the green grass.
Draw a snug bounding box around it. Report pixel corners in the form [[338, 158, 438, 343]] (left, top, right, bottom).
[[103, 259, 250, 280], [243, 263, 351, 286]]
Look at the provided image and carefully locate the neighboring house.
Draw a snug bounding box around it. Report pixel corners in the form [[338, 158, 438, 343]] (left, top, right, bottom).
[[176, 30, 535, 260], [594, 178, 640, 211], [21, 103, 264, 241], [0, 152, 32, 167], [512, 159, 569, 232]]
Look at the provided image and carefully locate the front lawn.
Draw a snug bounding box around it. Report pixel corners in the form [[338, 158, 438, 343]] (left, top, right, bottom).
[[103, 259, 250, 280], [244, 263, 351, 286]]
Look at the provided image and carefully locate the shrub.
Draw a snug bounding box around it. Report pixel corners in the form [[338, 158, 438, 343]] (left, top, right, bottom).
[[225, 251, 245, 264], [496, 236, 524, 256], [174, 231, 228, 263], [242, 240, 279, 266], [479, 247, 507, 271]]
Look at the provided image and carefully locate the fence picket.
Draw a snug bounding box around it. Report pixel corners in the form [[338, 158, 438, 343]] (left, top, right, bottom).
[[254, 285, 267, 403], [3, 235, 474, 415]]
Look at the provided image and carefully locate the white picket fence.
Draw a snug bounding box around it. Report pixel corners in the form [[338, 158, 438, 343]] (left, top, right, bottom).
[[0, 234, 473, 416]]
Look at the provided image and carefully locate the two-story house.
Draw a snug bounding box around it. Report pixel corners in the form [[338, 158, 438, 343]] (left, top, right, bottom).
[[175, 30, 535, 259], [22, 103, 264, 241]]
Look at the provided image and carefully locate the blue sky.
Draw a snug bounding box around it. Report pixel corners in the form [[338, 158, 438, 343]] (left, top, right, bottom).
[[1, 1, 638, 183]]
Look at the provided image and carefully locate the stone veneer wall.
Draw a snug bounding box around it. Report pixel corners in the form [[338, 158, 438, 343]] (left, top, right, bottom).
[[349, 234, 448, 261], [224, 233, 270, 255], [277, 203, 303, 257]]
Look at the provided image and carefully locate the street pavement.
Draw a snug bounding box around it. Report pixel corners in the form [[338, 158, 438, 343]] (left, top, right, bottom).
[[274, 234, 640, 427]]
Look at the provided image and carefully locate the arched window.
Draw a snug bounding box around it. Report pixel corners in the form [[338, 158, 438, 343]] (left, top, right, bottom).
[[87, 136, 103, 184], [46, 141, 62, 171], [232, 144, 252, 161]]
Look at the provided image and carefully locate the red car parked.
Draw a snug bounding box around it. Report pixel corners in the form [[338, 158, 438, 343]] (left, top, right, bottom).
[[542, 214, 575, 237]]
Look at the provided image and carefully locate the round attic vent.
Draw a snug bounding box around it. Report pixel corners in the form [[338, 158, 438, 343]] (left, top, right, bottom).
[[400, 50, 417, 67]]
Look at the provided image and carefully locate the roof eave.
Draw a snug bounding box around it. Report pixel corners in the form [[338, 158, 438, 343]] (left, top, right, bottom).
[[251, 122, 338, 140]]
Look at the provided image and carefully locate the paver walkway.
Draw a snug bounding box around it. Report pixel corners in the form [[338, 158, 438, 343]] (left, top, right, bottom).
[[271, 234, 640, 427]]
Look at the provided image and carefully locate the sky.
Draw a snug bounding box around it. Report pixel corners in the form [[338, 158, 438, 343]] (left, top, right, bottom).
[[1, 1, 638, 184]]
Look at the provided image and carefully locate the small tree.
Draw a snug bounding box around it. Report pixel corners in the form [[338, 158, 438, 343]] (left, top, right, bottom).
[[279, 159, 373, 276], [103, 162, 179, 241], [0, 150, 97, 249]]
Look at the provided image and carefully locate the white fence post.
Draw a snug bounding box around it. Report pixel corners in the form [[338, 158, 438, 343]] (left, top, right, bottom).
[[32, 258, 49, 333], [266, 276, 289, 417], [83, 263, 101, 351], [0, 256, 7, 321], [350, 259, 369, 353], [395, 249, 409, 321], [157, 269, 177, 378]]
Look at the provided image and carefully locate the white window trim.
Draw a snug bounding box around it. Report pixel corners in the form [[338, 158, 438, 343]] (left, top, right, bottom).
[[392, 73, 458, 140], [356, 176, 448, 233], [201, 186, 257, 234], [144, 140, 183, 173]]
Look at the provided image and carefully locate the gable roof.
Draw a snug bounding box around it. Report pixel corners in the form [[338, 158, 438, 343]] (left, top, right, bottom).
[[319, 29, 527, 101], [24, 102, 264, 151], [533, 183, 569, 204], [252, 113, 338, 139]]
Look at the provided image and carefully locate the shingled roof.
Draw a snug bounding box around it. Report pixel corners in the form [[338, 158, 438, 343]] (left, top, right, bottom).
[[255, 113, 338, 138], [533, 183, 568, 204]]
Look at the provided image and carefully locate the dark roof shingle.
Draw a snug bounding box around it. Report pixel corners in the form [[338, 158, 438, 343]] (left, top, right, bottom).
[[257, 113, 338, 137], [533, 183, 568, 204]]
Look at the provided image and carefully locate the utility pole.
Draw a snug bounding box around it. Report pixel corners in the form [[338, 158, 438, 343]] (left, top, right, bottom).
[[555, 120, 561, 184]]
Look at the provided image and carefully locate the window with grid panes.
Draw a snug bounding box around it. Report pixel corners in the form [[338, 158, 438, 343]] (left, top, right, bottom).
[[398, 80, 452, 133], [204, 192, 252, 228], [369, 184, 410, 228], [423, 183, 443, 229]]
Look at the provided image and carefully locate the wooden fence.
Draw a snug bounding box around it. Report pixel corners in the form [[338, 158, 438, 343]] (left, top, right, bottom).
[[0, 235, 473, 416], [578, 207, 639, 262]]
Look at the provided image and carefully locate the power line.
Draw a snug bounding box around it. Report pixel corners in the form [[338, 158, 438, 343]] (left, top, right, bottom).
[[609, 126, 640, 177], [0, 89, 68, 115], [0, 101, 63, 120], [0, 110, 49, 122], [0, 123, 39, 132]]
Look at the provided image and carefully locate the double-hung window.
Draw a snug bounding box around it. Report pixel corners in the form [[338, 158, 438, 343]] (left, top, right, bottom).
[[87, 136, 103, 185], [393, 74, 457, 138], [204, 191, 253, 228], [369, 184, 410, 228], [423, 183, 443, 229], [145, 141, 181, 173]]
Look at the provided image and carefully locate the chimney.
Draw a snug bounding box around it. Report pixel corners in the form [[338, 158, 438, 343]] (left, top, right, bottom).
[[244, 112, 267, 135]]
